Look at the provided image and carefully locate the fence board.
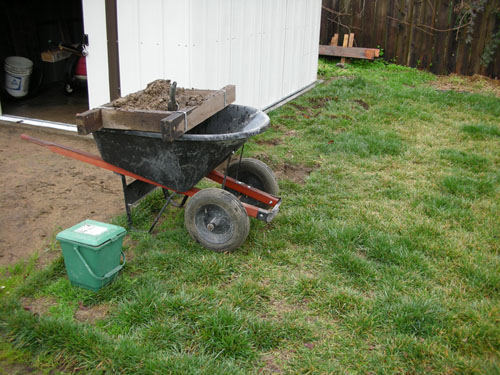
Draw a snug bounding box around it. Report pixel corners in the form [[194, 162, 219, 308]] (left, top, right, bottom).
[[320, 0, 500, 77]]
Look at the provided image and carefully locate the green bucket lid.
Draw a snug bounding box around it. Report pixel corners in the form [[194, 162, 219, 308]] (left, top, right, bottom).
[[56, 220, 126, 248]]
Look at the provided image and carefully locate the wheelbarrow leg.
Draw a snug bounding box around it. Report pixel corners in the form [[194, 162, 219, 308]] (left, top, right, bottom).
[[233, 144, 245, 180], [148, 190, 175, 233], [180, 196, 188, 207], [221, 144, 245, 190], [120, 174, 134, 227], [221, 153, 232, 190], [119, 174, 176, 232], [170, 194, 188, 208], [148, 190, 191, 232]]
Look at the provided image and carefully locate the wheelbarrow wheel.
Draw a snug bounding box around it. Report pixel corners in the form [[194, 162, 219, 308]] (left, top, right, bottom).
[[185, 188, 250, 252], [225, 158, 279, 208]]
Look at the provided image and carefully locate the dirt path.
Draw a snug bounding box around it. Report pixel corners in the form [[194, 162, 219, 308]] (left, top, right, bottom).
[[0, 123, 124, 267]]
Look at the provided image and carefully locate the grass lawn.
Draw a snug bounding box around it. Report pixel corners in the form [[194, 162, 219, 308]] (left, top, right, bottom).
[[1, 59, 499, 374]]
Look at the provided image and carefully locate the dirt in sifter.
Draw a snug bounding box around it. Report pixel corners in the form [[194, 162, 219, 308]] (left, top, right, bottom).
[[110, 80, 212, 111]]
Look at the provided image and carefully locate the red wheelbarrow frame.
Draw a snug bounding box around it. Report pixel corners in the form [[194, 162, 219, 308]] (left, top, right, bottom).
[[21, 134, 281, 228]]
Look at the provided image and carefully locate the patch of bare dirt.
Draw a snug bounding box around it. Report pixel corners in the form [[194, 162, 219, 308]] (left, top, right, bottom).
[[430, 74, 500, 97], [289, 103, 318, 119], [303, 342, 315, 349], [74, 303, 109, 324], [259, 356, 283, 374], [259, 350, 296, 374], [0, 362, 39, 375], [288, 96, 337, 119], [110, 79, 211, 111], [353, 99, 370, 110], [263, 298, 297, 319], [276, 162, 315, 184], [280, 114, 296, 120], [308, 96, 336, 109], [21, 296, 57, 316], [0, 123, 124, 266], [255, 138, 282, 146], [251, 153, 316, 184]]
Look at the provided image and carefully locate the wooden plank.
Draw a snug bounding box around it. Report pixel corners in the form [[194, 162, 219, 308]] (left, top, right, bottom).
[[385, 0, 398, 63], [351, 0, 363, 39], [428, 0, 440, 74], [340, 34, 349, 64], [347, 33, 355, 63], [476, 1, 496, 75], [319, 45, 378, 60], [101, 108, 171, 132], [364, 0, 377, 49], [366, 48, 380, 58], [395, 0, 409, 67], [365, 50, 376, 60], [330, 33, 339, 46], [75, 108, 103, 135], [348, 33, 355, 48], [419, 0, 434, 71], [432, 0, 451, 74], [405, 0, 415, 66], [161, 85, 236, 141], [375, 0, 388, 53]]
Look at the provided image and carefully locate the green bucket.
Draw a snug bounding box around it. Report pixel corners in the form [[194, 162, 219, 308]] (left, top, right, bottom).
[[56, 220, 127, 291]]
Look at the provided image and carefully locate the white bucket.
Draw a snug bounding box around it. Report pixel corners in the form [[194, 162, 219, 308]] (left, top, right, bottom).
[[4, 56, 33, 98]]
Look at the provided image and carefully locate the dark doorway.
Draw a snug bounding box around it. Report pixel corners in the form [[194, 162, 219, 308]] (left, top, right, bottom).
[[0, 0, 88, 123]]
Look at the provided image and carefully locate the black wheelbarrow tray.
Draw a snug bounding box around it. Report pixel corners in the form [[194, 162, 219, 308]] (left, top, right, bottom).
[[21, 105, 281, 252]]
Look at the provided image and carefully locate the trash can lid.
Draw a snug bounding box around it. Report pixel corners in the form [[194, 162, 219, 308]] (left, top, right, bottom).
[[56, 220, 127, 247]]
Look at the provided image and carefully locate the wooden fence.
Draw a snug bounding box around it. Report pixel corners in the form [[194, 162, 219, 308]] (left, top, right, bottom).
[[320, 0, 500, 78]]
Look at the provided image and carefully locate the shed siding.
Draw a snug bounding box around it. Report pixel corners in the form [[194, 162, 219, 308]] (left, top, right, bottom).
[[116, 0, 321, 109], [82, 0, 110, 109]]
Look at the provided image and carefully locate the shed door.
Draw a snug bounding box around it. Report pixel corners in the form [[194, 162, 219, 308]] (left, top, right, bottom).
[[82, 0, 111, 108]]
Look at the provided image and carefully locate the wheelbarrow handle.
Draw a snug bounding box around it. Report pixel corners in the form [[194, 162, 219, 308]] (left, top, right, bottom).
[[21, 134, 53, 147], [21, 134, 103, 160]]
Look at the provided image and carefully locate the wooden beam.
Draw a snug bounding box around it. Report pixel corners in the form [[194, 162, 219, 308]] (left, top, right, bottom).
[[318, 45, 379, 60], [101, 108, 170, 132], [348, 33, 355, 48], [347, 33, 355, 63], [75, 108, 103, 135], [340, 34, 349, 64], [161, 85, 236, 141], [365, 50, 376, 60], [369, 48, 380, 58], [330, 33, 339, 46]]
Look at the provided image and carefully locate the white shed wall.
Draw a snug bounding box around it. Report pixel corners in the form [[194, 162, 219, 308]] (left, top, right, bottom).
[[116, 0, 321, 109], [82, 0, 110, 109]]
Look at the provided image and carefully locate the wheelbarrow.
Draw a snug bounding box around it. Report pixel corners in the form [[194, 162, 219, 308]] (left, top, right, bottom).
[[21, 104, 281, 252]]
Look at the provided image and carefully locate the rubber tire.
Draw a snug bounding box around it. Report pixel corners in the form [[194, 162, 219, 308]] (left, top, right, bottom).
[[225, 158, 279, 208], [185, 188, 250, 252]]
